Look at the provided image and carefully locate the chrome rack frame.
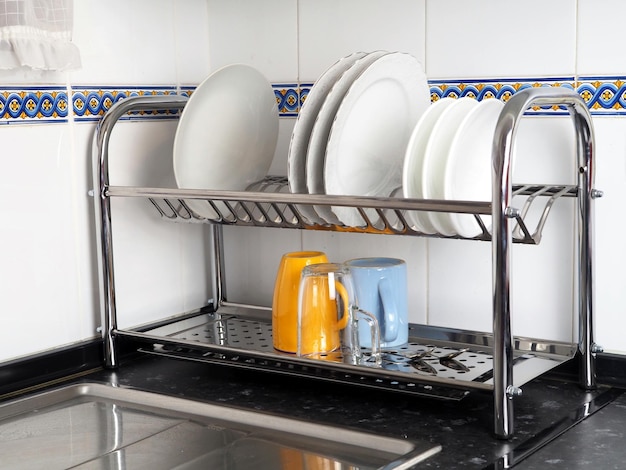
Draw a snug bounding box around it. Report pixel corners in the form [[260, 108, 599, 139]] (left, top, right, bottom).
[[92, 87, 599, 440]]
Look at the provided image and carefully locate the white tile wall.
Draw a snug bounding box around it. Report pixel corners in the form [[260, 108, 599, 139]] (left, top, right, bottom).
[[426, 0, 576, 79], [72, 0, 173, 84], [207, 0, 298, 82], [1, 0, 626, 365], [577, 0, 626, 76], [0, 124, 97, 359], [0, 0, 212, 362], [592, 118, 626, 353], [577, 0, 626, 354], [298, 0, 426, 81]]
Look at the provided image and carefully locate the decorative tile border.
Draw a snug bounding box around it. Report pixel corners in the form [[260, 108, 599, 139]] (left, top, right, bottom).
[[428, 77, 576, 114], [273, 83, 299, 116], [3, 77, 626, 125], [0, 87, 69, 124], [72, 86, 179, 122], [578, 76, 626, 115]]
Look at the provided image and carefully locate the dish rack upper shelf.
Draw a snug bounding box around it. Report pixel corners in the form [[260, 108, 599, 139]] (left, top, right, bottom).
[[117, 178, 578, 244]]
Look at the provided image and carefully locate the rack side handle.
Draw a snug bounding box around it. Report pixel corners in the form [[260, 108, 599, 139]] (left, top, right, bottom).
[[91, 95, 188, 368], [491, 87, 596, 439]]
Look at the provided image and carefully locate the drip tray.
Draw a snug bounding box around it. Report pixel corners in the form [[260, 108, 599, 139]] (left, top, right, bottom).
[[0, 383, 440, 469], [130, 306, 576, 401]]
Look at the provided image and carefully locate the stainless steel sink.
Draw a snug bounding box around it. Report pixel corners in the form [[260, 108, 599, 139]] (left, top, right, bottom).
[[0, 383, 440, 469]]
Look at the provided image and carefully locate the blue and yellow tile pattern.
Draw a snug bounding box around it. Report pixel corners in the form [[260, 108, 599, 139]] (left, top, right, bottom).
[[0, 87, 69, 123], [2, 77, 626, 124], [72, 86, 179, 121]]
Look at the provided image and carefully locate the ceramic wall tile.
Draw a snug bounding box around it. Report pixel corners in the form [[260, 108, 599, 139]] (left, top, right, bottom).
[[71, 0, 178, 85], [591, 118, 626, 354], [206, 0, 298, 82], [427, 239, 492, 333], [0, 125, 84, 359], [110, 198, 211, 329], [577, 0, 626, 75], [222, 226, 302, 307], [425, 0, 576, 79], [0, 68, 66, 86], [298, 0, 426, 81], [173, 0, 211, 85], [512, 117, 577, 184]]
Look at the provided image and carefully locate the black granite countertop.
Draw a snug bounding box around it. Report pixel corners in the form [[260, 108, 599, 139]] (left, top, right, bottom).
[[47, 353, 623, 469]]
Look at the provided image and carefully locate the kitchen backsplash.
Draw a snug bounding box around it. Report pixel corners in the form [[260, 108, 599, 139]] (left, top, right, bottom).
[[3, 76, 625, 126], [0, 0, 624, 363]]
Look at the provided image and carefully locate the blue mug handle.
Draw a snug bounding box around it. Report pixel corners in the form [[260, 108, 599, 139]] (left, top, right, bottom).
[[378, 277, 398, 343]]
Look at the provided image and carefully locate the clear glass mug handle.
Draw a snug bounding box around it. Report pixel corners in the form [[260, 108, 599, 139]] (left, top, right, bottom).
[[352, 306, 382, 365], [334, 281, 381, 365]]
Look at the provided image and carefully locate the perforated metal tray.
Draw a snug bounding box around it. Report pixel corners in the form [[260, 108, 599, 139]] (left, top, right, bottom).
[[117, 305, 576, 402]]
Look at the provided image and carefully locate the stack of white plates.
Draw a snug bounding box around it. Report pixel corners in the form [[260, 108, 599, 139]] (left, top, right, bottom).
[[173, 64, 279, 220], [402, 97, 504, 237], [288, 51, 431, 227]]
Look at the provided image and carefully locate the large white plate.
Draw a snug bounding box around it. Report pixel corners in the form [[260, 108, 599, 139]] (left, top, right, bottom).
[[421, 97, 478, 235], [288, 51, 366, 195], [173, 64, 278, 219], [402, 97, 456, 234], [306, 50, 390, 224], [324, 52, 431, 227], [288, 51, 367, 224], [446, 98, 504, 237]]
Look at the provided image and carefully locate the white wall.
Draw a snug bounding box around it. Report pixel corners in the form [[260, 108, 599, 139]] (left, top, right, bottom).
[[0, 0, 624, 363], [0, 0, 212, 361]]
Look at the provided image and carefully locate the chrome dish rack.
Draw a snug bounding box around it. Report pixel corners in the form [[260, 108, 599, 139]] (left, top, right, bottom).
[[92, 87, 599, 440]]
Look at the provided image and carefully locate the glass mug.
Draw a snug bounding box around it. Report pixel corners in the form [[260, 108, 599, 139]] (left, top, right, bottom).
[[272, 251, 328, 353], [297, 263, 381, 365]]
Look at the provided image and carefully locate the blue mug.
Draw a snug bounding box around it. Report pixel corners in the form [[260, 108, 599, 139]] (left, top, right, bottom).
[[345, 257, 408, 349]]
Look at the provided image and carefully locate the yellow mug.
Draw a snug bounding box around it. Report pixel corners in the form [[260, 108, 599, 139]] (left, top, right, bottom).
[[272, 251, 328, 353]]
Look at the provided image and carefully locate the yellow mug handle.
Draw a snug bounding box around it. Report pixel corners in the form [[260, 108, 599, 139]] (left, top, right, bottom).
[[334, 281, 350, 330]]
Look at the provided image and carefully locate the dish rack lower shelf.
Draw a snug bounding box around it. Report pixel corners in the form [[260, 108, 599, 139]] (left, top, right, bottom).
[[117, 304, 576, 402]]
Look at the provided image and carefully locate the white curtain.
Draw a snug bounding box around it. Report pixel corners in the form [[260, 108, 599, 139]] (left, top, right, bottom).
[[0, 0, 80, 71]]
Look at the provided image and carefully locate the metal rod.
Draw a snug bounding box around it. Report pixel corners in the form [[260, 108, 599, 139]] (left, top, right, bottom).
[[570, 100, 597, 390], [209, 224, 226, 308], [492, 90, 518, 440], [107, 186, 494, 214], [92, 95, 188, 368]]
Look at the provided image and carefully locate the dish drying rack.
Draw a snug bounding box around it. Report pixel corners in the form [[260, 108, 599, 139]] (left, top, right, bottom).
[[92, 87, 599, 440]]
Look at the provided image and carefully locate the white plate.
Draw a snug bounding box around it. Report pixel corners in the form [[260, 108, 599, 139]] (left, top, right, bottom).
[[421, 97, 478, 235], [402, 97, 456, 234], [306, 50, 390, 224], [173, 64, 278, 219], [288, 51, 367, 224], [324, 52, 431, 227], [288, 51, 366, 195], [446, 98, 504, 237]]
